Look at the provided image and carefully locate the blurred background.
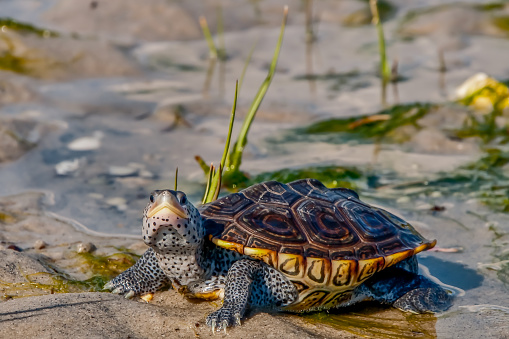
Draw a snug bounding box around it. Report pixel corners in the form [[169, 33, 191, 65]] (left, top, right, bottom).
[[1, 1, 509, 337]]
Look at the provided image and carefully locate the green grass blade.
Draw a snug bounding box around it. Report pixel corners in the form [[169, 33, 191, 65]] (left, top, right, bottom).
[[221, 81, 238, 170], [369, 0, 390, 106], [195, 155, 210, 174], [202, 163, 215, 204], [228, 6, 288, 171], [174, 167, 178, 191], [202, 82, 238, 204], [199, 16, 217, 60]]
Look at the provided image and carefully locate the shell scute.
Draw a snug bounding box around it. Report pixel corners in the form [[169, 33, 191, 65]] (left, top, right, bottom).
[[242, 181, 301, 206], [295, 199, 359, 248], [238, 204, 306, 246], [201, 192, 253, 221]]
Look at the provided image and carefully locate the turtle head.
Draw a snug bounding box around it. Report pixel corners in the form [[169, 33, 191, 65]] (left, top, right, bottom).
[[142, 190, 204, 252]]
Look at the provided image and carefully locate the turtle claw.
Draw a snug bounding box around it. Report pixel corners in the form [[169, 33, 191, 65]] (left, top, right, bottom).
[[112, 287, 122, 294], [206, 307, 242, 332], [125, 290, 135, 299], [210, 319, 216, 335], [103, 281, 114, 290]]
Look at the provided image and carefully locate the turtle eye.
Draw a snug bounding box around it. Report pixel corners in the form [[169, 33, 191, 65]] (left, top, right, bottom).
[[179, 194, 187, 205], [149, 194, 155, 203]]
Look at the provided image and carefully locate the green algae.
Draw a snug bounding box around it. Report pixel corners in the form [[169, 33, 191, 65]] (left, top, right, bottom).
[[0, 34, 57, 77], [299, 103, 435, 143], [0, 18, 58, 38], [251, 166, 362, 190], [0, 212, 17, 223], [493, 16, 509, 33], [293, 70, 370, 92], [387, 148, 509, 212], [0, 250, 140, 300], [75, 251, 139, 279]]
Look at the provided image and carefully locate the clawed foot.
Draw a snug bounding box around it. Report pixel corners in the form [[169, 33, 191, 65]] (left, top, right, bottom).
[[394, 287, 453, 313], [206, 307, 242, 333], [103, 274, 139, 299]]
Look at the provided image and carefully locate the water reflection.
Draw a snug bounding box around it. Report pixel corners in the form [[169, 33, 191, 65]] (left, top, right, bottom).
[[302, 304, 437, 339]]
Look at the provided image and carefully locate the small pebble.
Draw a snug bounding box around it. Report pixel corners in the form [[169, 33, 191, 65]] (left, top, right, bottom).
[[34, 239, 47, 250], [68, 131, 103, 151], [430, 191, 442, 198], [7, 244, 22, 252], [77, 242, 96, 253], [396, 196, 410, 204], [108, 166, 138, 177], [139, 169, 154, 179], [55, 158, 81, 175], [106, 197, 128, 211]]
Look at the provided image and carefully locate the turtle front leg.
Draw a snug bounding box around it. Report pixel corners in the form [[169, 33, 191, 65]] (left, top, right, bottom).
[[104, 248, 169, 298], [356, 265, 453, 313], [206, 259, 298, 332]]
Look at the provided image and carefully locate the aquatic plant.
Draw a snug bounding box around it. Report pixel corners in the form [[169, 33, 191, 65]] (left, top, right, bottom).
[[369, 0, 391, 106], [197, 6, 289, 192], [298, 103, 435, 143], [384, 148, 509, 212]]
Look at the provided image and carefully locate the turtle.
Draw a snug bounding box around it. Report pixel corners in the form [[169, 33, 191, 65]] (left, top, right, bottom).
[[105, 179, 452, 331]]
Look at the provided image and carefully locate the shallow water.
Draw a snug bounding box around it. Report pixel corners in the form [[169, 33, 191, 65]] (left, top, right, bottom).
[[0, 0, 508, 337]]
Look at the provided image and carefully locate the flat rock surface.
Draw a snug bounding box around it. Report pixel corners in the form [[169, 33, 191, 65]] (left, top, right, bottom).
[[0, 291, 355, 339]]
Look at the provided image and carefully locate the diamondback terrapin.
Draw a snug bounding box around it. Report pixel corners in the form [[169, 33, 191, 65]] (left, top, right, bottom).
[[105, 179, 452, 331]]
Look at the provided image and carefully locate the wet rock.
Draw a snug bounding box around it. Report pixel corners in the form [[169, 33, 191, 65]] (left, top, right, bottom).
[[0, 117, 43, 163], [0, 292, 348, 339], [0, 250, 54, 299], [76, 242, 96, 254], [0, 71, 37, 105], [397, 4, 509, 49], [0, 30, 139, 80], [43, 0, 201, 43]]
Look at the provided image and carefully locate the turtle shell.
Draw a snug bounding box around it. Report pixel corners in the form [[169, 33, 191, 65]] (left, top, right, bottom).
[[200, 179, 435, 310]]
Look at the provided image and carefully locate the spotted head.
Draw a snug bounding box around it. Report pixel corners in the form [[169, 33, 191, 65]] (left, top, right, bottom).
[[142, 190, 204, 253]]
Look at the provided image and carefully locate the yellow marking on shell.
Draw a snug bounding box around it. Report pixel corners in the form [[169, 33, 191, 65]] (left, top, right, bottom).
[[383, 240, 437, 270], [277, 253, 305, 279], [283, 241, 437, 311], [243, 247, 277, 267], [303, 257, 331, 287], [416, 239, 437, 253], [357, 257, 385, 283], [321, 290, 354, 309], [330, 259, 357, 288], [211, 237, 244, 255], [140, 293, 154, 303], [284, 290, 329, 312]]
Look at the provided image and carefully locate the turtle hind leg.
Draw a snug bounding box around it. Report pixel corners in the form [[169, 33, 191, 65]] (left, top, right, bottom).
[[357, 265, 453, 313]]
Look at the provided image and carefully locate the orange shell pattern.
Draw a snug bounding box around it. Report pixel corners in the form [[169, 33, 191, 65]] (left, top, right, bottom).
[[200, 179, 435, 310]]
